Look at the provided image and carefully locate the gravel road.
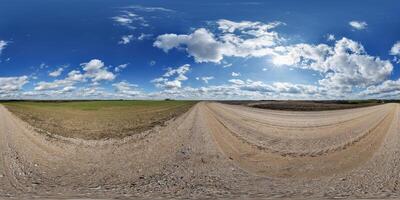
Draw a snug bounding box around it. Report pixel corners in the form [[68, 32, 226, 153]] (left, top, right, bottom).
[[0, 102, 399, 199]]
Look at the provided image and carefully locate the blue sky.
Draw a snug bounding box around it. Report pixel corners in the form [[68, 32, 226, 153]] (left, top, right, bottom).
[[0, 0, 399, 99]]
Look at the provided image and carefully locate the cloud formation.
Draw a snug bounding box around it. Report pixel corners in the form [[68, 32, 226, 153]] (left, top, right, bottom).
[[35, 59, 116, 93], [272, 38, 393, 93], [0, 40, 7, 55], [349, 21, 368, 30], [113, 81, 141, 97], [0, 76, 28, 96], [154, 19, 394, 97], [114, 63, 128, 72], [154, 19, 283, 63], [390, 41, 400, 57], [151, 64, 190, 89], [49, 67, 64, 77], [119, 35, 134, 44]]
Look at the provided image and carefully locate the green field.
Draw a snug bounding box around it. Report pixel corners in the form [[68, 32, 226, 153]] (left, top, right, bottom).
[[3, 100, 197, 140]]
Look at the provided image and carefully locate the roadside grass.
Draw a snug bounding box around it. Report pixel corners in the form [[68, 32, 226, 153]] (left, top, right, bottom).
[[2, 100, 197, 140]]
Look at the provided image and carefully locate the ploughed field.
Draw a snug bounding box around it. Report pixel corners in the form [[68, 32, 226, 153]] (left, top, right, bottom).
[[2, 100, 196, 140], [0, 100, 399, 199], [222, 100, 385, 111]]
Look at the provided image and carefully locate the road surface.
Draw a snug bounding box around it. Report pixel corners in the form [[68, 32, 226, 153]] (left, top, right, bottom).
[[0, 102, 399, 199]]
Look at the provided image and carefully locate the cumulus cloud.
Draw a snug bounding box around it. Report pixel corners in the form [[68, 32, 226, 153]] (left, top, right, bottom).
[[349, 21, 367, 30], [0, 76, 28, 95], [81, 59, 116, 82], [151, 64, 190, 89], [389, 41, 400, 63], [153, 19, 395, 97], [154, 19, 283, 63], [49, 67, 64, 77], [113, 81, 141, 96], [359, 79, 400, 98], [273, 38, 393, 93], [148, 79, 330, 100], [35, 59, 115, 93]]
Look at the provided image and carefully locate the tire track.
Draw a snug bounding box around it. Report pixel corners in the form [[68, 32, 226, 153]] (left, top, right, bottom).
[[0, 102, 399, 198], [202, 102, 397, 177]]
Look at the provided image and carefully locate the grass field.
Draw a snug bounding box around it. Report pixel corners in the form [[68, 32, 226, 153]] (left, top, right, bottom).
[[2, 100, 196, 140]]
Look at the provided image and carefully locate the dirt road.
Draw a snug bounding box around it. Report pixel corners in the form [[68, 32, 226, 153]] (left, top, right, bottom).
[[0, 102, 399, 199]]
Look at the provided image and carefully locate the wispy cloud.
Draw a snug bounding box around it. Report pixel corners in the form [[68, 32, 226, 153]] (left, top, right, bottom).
[[49, 67, 64, 77], [0, 40, 7, 55], [126, 5, 174, 12], [349, 20, 367, 30], [119, 35, 134, 44]]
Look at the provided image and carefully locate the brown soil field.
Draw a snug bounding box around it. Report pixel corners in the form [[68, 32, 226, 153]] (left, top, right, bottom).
[[2, 101, 196, 140], [222, 100, 383, 111], [0, 101, 399, 199]]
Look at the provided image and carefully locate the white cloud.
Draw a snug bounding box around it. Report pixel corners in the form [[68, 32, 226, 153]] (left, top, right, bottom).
[[228, 79, 245, 85], [327, 34, 335, 41], [35, 79, 74, 91], [390, 41, 400, 56], [360, 78, 400, 98], [138, 33, 153, 40], [119, 35, 133, 44], [81, 59, 116, 82], [127, 5, 174, 12], [49, 67, 64, 77], [39, 63, 49, 69], [148, 79, 330, 100], [0, 40, 7, 55], [112, 11, 147, 29], [115, 63, 128, 72], [200, 76, 214, 84], [35, 59, 115, 92], [112, 16, 134, 25], [0, 76, 28, 95], [349, 21, 368, 30], [113, 81, 141, 96], [154, 19, 283, 63], [222, 63, 232, 68], [231, 72, 240, 77], [272, 38, 393, 93], [151, 64, 190, 89]]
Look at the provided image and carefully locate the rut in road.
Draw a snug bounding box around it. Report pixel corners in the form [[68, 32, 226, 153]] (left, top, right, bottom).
[[0, 102, 399, 199]]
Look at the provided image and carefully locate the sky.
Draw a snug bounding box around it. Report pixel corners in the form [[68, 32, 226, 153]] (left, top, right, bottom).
[[0, 0, 400, 100]]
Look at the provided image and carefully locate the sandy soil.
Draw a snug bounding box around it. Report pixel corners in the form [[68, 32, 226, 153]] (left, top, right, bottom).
[[0, 102, 399, 199]]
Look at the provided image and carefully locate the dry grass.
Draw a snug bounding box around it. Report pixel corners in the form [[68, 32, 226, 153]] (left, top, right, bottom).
[[3, 100, 196, 140]]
